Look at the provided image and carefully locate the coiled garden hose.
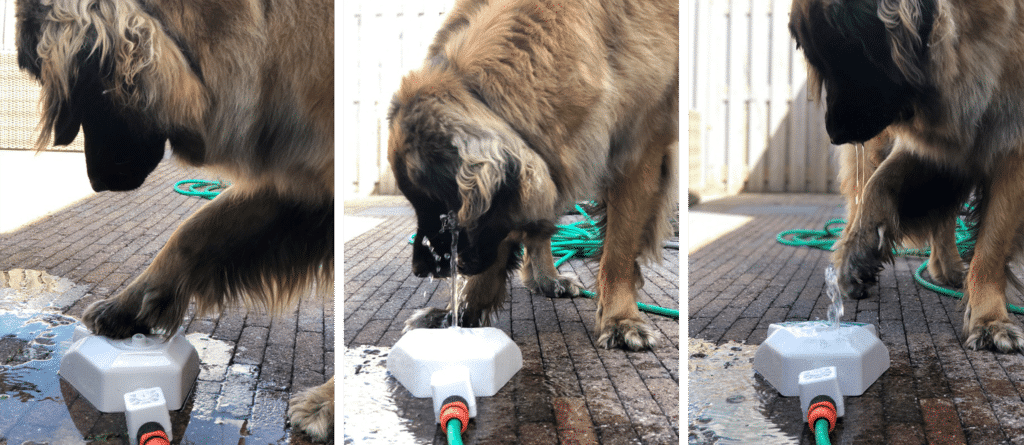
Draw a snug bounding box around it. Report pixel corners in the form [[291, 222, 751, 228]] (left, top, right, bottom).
[[172, 179, 228, 200]]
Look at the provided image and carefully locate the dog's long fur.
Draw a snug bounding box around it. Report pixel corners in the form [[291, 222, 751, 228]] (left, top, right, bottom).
[[388, 0, 678, 351], [791, 0, 1024, 353], [836, 130, 966, 298], [16, 0, 333, 439]]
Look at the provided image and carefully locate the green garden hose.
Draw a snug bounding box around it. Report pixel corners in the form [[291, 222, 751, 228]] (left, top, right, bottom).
[[173, 179, 228, 200], [446, 419, 464, 445], [814, 418, 831, 445]]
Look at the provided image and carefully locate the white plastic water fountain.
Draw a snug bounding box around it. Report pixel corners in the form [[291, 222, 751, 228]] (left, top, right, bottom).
[[388, 326, 522, 418], [753, 266, 890, 427], [59, 325, 200, 442], [387, 213, 523, 430], [753, 320, 889, 397]]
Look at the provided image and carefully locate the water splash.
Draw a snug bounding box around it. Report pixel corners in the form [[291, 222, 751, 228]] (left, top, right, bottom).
[[825, 265, 844, 328]]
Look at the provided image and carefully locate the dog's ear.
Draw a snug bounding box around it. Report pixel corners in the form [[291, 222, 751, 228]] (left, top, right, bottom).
[[877, 0, 932, 87], [451, 125, 518, 226], [451, 118, 557, 227]]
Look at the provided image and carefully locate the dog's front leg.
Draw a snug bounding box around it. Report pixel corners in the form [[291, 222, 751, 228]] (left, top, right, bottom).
[[82, 187, 333, 339], [832, 150, 916, 300], [288, 375, 334, 441], [963, 154, 1024, 353]]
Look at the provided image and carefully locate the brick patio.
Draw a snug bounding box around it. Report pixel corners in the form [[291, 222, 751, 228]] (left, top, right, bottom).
[[0, 154, 332, 444], [689, 193, 1024, 444]]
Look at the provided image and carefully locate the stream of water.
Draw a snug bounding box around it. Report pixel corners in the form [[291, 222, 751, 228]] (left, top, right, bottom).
[[825, 265, 844, 328]]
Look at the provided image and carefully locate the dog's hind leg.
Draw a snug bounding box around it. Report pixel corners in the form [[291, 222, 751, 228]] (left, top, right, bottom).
[[963, 154, 1024, 353], [926, 216, 965, 288], [82, 187, 334, 339], [520, 234, 583, 298]]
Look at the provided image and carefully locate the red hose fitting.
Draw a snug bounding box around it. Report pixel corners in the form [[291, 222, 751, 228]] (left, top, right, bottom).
[[439, 396, 470, 434], [138, 421, 170, 445], [807, 395, 838, 433]]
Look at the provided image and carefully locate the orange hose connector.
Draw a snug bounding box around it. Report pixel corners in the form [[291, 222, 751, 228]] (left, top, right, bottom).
[[807, 397, 838, 433], [440, 400, 470, 434], [138, 421, 170, 445]]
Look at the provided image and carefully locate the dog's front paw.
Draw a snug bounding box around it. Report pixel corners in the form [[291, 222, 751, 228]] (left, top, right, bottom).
[[81, 298, 150, 339], [288, 378, 334, 442], [525, 273, 584, 298], [834, 234, 886, 300], [927, 254, 965, 288], [403, 307, 452, 332], [597, 318, 658, 351], [963, 308, 1024, 353]]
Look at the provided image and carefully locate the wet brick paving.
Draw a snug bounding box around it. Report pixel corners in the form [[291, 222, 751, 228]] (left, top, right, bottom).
[[689, 193, 1024, 444], [0, 157, 331, 444], [343, 196, 680, 444]]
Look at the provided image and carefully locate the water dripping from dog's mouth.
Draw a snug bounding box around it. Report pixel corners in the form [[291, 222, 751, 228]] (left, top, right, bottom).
[[420, 212, 466, 327], [439, 211, 465, 327]]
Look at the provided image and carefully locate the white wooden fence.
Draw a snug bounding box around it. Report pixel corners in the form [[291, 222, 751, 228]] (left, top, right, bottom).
[[689, 0, 842, 195], [343, 1, 452, 198]]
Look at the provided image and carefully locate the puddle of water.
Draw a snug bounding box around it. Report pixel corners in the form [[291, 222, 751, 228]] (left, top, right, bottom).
[[177, 335, 294, 444], [0, 310, 81, 442], [344, 346, 435, 444], [0, 269, 88, 312], [688, 338, 798, 444]]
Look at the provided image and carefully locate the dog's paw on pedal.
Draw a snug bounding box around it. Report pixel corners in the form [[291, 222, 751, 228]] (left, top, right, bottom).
[[81, 298, 150, 339]]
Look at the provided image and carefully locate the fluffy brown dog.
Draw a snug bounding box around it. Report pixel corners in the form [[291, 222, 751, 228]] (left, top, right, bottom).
[[790, 0, 1024, 352], [387, 0, 678, 350], [16, 0, 333, 439], [836, 130, 965, 298]]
